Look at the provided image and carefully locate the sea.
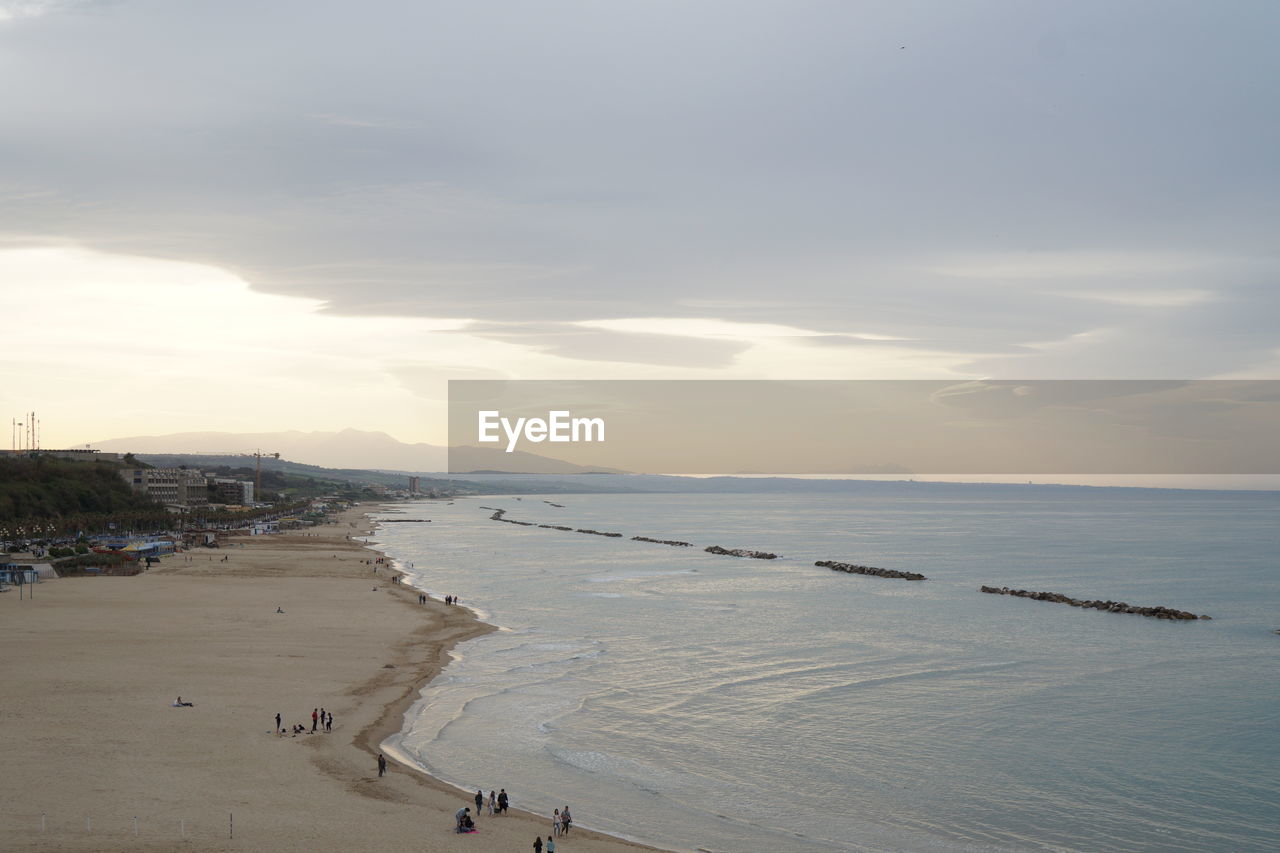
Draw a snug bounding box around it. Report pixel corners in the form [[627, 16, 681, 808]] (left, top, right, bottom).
[[368, 487, 1280, 853]]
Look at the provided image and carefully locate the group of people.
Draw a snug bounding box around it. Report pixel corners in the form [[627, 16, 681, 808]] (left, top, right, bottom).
[[274, 707, 333, 736], [533, 803, 573, 851], [445, 594, 460, 605], [455, 788, 510, 832]]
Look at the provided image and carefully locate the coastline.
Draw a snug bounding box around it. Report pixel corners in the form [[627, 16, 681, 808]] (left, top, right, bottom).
[[362, 511, 674, 853], [0, 504, 669, 853]]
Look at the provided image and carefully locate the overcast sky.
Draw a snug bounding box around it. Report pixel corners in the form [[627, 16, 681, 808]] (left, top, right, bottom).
[[1, 0, 1277, 451]]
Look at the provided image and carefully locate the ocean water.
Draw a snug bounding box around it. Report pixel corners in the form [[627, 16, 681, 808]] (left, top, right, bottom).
[[370, 489, 1280, 853]]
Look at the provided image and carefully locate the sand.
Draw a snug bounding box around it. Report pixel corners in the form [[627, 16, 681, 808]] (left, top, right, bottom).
[[0, 506, 667, 853]]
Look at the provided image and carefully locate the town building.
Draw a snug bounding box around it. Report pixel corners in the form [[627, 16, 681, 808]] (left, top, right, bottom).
[[27, 448, 121, 462], [118, 468, 208, 508], [211, 478, 255, 505]]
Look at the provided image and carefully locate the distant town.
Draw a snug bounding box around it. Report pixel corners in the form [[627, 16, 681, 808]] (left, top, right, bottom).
[[0, 442, 444, 586]]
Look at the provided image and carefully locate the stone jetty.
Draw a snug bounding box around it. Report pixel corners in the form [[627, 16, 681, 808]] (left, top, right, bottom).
[[705, 545, 778, 559], [979, 586, 1210, 620], [815, 560, 925, 581], [489, 509, 535, 526], [576, 528, 624, 537], [632, 536, 693, 547]]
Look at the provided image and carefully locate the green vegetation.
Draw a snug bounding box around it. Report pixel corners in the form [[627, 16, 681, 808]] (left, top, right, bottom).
[[190, 500, 313, 527], [0, 455, 160, 521], [197, 463, 352, 500]]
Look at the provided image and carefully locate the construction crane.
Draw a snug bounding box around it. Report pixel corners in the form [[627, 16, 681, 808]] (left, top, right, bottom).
[[253, 450, 280, 503]]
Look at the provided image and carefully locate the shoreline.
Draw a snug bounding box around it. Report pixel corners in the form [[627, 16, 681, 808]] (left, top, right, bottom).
[[0, 502, 668, 852], [360, 507, 674, 852]]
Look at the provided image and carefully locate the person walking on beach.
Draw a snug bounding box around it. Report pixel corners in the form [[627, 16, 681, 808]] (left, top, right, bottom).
[[311, 709, 318, 732], [488, 790, 497, 815], [275, 712, 281, 734], [377, 753, 387, 777], [561, 805, 571, 834], [475, 789, 484, 814], [533, 836, 543, 853], [552, 809, 561, 836], [326, 711, 333, 732], [319, 707, 325, 731], [546, 835, 556, 853], [498, 789, 508, 814]]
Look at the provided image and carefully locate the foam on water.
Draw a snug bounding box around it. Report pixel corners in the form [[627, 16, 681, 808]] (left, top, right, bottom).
[[372, 490, 1280, 853]]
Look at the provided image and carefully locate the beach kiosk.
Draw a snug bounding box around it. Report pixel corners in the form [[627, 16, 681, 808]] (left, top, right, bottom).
[[0, 563, 40, 585]]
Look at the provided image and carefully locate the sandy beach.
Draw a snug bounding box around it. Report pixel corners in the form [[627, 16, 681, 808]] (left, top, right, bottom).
[[0, 506, 667, 853]]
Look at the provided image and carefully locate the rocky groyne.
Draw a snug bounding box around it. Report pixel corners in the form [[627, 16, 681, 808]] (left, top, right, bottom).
[[705, 545, 778, 559], [489, 509, 535, 526], [632, 536, 693, 547], [576, 528, 624, 537], [979, 586, 1210, 620], [816, 560, 925, 581]]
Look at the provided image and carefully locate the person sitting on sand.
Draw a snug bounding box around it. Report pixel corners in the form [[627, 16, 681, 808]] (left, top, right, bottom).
[[172, 696, 194, 707], [455, 806, 471, 833], [275, 606, 284, 613]]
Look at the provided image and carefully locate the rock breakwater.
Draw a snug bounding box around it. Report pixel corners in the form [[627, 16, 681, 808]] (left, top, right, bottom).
[[979, 586, 1210, 620], [631, 536, 693, 547], [489, 509, 535, 526], [705, 545, 778, 559], [816, 560, 925, 580]]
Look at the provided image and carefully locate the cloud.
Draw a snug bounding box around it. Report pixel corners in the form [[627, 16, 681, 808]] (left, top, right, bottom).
[[457, 322, 750, 368], [0, 1, 1277, 378]]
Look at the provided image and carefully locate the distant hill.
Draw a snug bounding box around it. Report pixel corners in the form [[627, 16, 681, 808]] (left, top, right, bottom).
[[446, 445, 627, 475], [91, 428, 447, 471], [91, 429, 626, 474]]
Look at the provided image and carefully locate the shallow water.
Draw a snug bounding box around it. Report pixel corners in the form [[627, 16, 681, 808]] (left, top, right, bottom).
[[372, 489, 1280, 852]]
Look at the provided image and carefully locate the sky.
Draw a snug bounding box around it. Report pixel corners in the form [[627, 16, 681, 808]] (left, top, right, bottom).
[[1, 0, 1278, 465]]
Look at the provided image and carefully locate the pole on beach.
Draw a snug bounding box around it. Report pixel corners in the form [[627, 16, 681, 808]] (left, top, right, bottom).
[[40, 813, 45, 832], [229, 812, 233, 840], [180, 819, 185, 838], [85, 816, 90, 833], [133, 816, 138, 836]]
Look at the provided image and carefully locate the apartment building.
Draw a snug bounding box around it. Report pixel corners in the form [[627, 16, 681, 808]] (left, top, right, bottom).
[[119, 468, 208, 508]]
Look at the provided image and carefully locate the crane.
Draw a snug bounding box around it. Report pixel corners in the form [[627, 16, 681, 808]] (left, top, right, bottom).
[[253, 450, 280, 503]]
